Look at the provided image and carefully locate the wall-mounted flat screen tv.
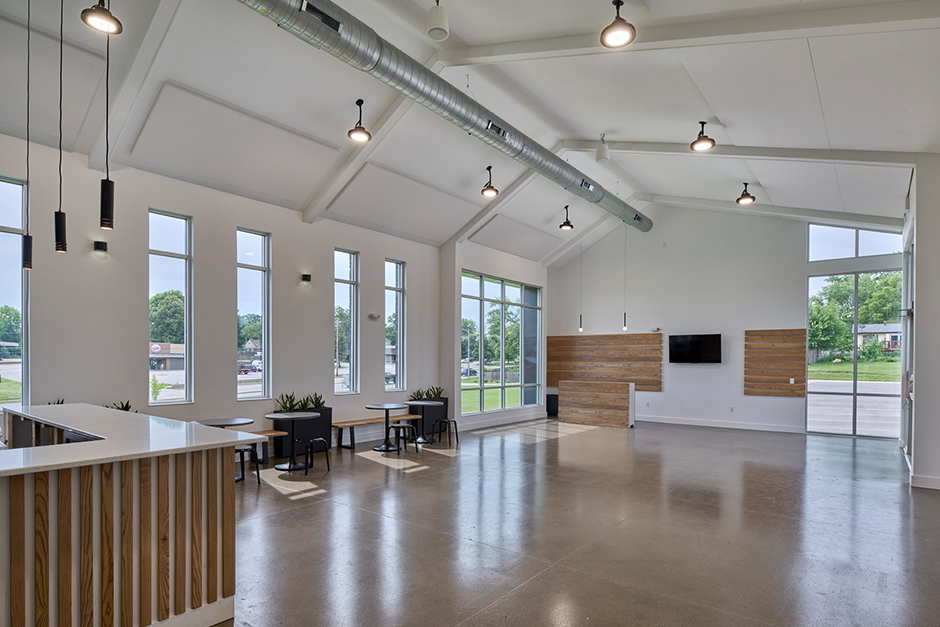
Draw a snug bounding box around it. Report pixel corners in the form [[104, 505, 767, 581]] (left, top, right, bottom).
[[669, 334, 722, 364]]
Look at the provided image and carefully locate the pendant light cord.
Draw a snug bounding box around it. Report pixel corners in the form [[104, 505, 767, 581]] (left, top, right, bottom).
[[579, 242, 583, 316], [57, 0, 63, 216], [105, 4, 110, 182], [25, 0, 30, 235]]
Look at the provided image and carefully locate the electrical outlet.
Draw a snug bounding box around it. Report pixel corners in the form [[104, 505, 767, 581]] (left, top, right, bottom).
[[730, 407, 734, 413], [646, 402, 650, 408], [790, 378, 795, 385]]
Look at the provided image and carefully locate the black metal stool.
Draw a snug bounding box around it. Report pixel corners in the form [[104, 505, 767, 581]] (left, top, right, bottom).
[[433, 418, 459, 446], [235, 443, 261, 484], [297, 437, 331, 474], [388, 423, 418, 455]]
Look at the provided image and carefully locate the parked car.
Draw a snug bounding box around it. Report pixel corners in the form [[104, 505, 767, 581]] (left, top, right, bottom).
[[237, 364, 251, 374], [385, 372, 396, 384], [461, 368, 478, 377], [251, 360, 263, 372]]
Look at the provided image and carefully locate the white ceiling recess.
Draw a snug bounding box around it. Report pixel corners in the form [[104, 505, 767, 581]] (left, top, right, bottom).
[[130, 84, 338, 208], [469, 214, 564, 262], [834, 164, 911, 218], [0, 17, 102, 150], [609, 152, 758, 202], [746, 160, 844, 212], [326, 162, 479, 245], [497, 175, 609, 239]]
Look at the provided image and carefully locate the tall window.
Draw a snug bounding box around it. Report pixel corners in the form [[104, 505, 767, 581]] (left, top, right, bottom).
[[237, 229, 270, 399], [385, 260, 405, 390], [0, 178, 27, 408], [149, 211, 191, 404], [334, 250, 358, 394], [460, 272, 541, 415]]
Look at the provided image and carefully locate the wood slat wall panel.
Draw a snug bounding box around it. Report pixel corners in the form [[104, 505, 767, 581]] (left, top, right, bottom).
[[79, 466, 93, 627], [174, 454, 186, 616], [100, 463, 114, 627], [744, 329, 807, 397], [58, 468, 71, 627], [157, 456, 170, 622], [10, 474, 25, 627], [191, 450, 203, 610], [34, 471, 49, 627], [206, 449, 218, 605], [558, 380, 634, 429], [547, 334, 663, 391], [140, 458, 152, 627], [221, 447, 235, 599], [121, 461, 134, 627]]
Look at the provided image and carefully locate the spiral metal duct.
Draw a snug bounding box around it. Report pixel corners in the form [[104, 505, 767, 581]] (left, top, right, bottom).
[[235, 0, 654, 232]]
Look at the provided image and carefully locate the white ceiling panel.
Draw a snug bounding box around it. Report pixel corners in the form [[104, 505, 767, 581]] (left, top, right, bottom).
[[811, 29, 940, 153], [499, 50, 731, 145], [646, 0, 798, 19], [327, 162, 478, 244], [610, 153, 757, 201], [498, 175, 608, 238], [131, 84, 338, 208], [469, 214, 564, 262], [835, 165, 911, 218], [746, 160, 843, 212], [0, 17, 102, 150], [675, 39, 830, 149]]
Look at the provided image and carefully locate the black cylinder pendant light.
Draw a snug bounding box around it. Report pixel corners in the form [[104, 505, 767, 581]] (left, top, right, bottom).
[[99, 14, 117, 230], [54, 0, 67, 253], [22, 0, 33, 270]]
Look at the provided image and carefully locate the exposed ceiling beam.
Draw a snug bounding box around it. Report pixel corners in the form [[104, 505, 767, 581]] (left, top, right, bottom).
[[563, 141, 917, 168], [437, 0, 940, 67], [301, 57, 445, 223], [640, 193, 904, 230]]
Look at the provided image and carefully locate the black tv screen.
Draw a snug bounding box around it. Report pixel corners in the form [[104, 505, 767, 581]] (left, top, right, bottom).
[[669, 334, 722, 364]]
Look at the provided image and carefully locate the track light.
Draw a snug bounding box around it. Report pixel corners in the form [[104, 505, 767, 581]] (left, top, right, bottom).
[[559, 205, 574, 230], [481, 165, 499, 198], [690, 121, 715, 152], [600, 0, 635, 49], [81, 0, 122, 34], [736, 183, 756, 205], [426, 0, 449, 41], [596, 134, 610, 163], [347, 99, 371, 142]]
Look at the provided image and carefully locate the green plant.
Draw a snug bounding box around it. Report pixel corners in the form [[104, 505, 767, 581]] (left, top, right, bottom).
[[296, 394, 313, 411], [427, 386, 445, 399], [308, 392, 326, 409], [408, 388, 426, 401], [275, 392, 298, 412], [48, 398, 65, 405], [109, 400, 136, 412], [150, 374, 172, 401]]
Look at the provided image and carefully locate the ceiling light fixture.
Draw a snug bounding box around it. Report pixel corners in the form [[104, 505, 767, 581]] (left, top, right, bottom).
[[99, 10, 116, 230], [426, 0, 449, 41], [596, 134, 610, 163], [600, 0, 636, 49], [22, 0, 32, 270], [81, 0, 122, 34], [690, 121, 715, 152], [622, 224, 628, 331], [559, 205, 574, 230], [579, 243, 584, 333], [347, 99, 371, 142], [481, 165, 499, 198], [55, 0, 67, 254], [736, 182, 756, 205]]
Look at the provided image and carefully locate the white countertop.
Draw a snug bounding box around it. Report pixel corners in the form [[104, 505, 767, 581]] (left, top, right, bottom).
[[0, 404, 265, 477]]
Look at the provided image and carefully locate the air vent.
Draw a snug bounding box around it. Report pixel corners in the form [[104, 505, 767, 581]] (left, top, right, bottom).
[[301, 1, 342, 32], [580, 180, 595, 193], [486, 121, 507, 138]]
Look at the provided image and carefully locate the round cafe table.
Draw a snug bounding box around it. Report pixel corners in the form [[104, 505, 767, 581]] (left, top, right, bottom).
[[404, 400, 443, 444], [366, 404, 409, 452], [265, 412, 320, 471], [196, 418, 254, 429]]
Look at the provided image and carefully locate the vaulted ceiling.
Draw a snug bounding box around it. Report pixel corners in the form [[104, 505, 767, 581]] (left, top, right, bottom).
[[0, 0, 931, 270]]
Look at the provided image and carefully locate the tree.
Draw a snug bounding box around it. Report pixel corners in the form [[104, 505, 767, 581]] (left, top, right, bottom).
[[460, 318, 479, 362], [858, 271, 902, 324], [237, 313, 263, 348], [385, 312, 397, 346], [149, 291, 185, 344], [334, 306, 351, 365], [0, 305, 21, 344], [808, 300, 851, 354], [240, 323, 262, 349]]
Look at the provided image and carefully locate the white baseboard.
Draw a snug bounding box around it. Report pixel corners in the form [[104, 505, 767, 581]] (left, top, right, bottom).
[[636, 414, 806, 434], [910, 473, 940, 490]]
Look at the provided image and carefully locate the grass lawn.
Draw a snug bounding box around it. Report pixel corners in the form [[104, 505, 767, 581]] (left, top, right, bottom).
[[461, 386, 504, 414], [0, 377, 22, 403], [808, 361, 901, 382]]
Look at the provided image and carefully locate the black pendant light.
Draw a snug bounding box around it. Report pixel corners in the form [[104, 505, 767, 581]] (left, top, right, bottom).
[[54, 0, 67, 253], [559, 205, 574, 230], [81, 0, 122, 34], [690, 121, 716, 152], [600, 0, 636, 49], [481, 165, 499, 198], [736, 182, 756, 205], [22, 0, 33, 270], [347, 99, 372, 142], [622, 224, 628, 331], [99, 19, 115, 230], [578, 243, 584, 333]]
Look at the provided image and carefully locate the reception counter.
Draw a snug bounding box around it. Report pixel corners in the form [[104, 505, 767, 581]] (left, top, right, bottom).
[[0, 404, 264, 627]]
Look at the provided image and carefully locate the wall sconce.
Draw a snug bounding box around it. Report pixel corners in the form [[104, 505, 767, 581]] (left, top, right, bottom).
[[93, 241, 108, 260], [368, 313, 382, 321], [301, 273, 312, 287]]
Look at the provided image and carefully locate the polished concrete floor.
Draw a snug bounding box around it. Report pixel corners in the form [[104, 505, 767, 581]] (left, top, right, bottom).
[[233, 419, 940, 626]]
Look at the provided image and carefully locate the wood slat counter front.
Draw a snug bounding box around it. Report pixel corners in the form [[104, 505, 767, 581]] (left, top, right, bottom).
[[0, 404, 264, 627]]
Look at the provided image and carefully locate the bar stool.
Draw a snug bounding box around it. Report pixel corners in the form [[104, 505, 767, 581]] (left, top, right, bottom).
[[433, 418, 459, 446], [236, 444, 261, 484], [298, 437, 331, 474], [388, 422, 418, 455]]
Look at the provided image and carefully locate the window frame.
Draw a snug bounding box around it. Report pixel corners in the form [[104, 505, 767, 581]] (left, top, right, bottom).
[[236, 227, 271, 401], [807, 223, 903, 263], [148, 209, 194, 405], [460, 270, 541, 415], [0, 175, 29, 406], [385, 258, 406, 392], [334, 248, 360, 395]]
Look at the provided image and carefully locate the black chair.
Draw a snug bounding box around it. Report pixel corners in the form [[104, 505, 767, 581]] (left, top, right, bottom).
[[236, 444, 261, 484], [299, 437, 330, 474], [388, 422, 418, 455], [433, 418, 459, 446]]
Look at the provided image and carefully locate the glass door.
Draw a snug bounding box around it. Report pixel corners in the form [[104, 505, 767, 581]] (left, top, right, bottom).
[[807, 271, 903, 437]]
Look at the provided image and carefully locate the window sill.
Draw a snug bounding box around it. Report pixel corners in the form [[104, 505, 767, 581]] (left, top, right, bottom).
[[334, 391, 359, 396], [385, 388, 405, 393], [149, 400, 194, 407], [237, 396, 272, 402]]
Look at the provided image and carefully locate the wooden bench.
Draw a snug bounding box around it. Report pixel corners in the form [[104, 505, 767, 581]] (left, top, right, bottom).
[[332, 415, 420, 449], [249, 429, 289, 464]]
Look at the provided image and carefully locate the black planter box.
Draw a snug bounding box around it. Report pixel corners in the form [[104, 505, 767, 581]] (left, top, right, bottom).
[[273, 407, 332, 458], [420, 397, 449, 436]]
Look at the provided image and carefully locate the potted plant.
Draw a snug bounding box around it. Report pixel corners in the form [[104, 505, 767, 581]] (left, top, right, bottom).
[[413, 387, 448, 439], [272, 392, 332, 458]]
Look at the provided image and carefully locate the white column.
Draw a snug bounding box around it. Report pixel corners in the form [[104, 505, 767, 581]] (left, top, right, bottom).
[[911, 153, 940, 489]]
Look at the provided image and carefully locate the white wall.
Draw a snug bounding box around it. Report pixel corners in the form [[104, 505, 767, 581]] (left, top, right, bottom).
[[0, 133, 439, 430], [548, 206, 810, 432]]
